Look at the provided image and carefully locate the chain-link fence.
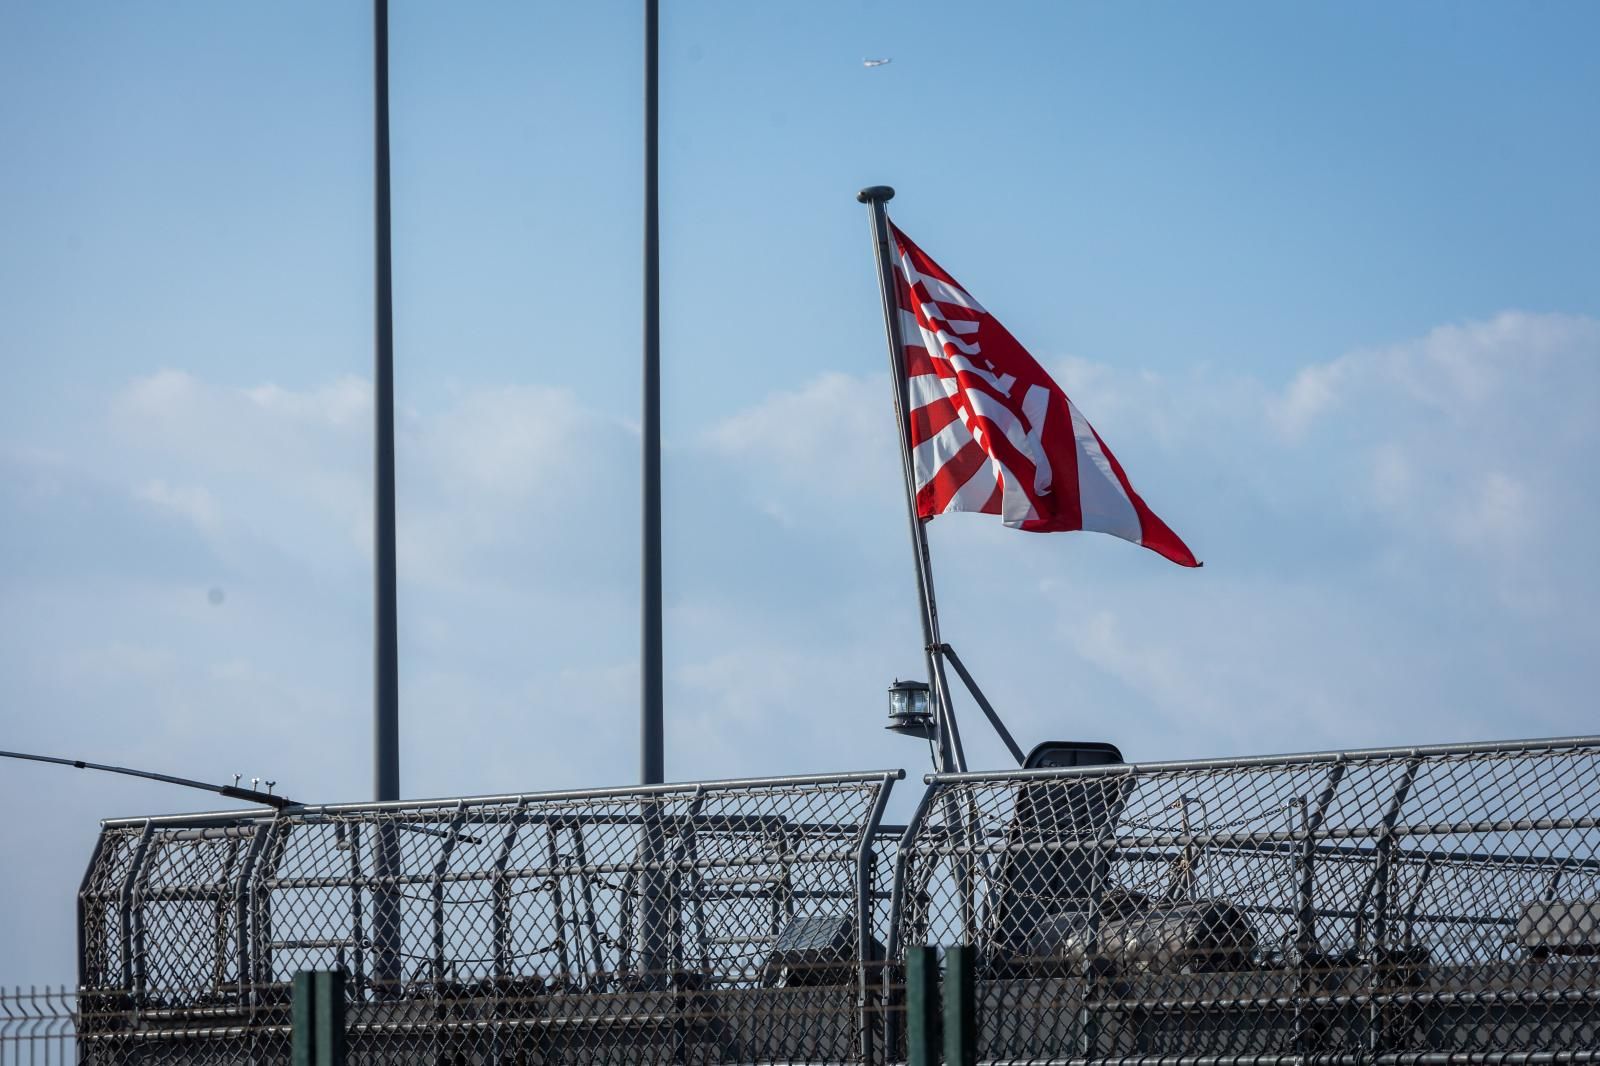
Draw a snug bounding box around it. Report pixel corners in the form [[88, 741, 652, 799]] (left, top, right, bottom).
[[891, 736, 1600, 1064], [9, 737, 1594, 1064], [76, 771, 901, 1064]]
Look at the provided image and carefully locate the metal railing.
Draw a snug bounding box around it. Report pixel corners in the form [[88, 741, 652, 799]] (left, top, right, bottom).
[[5, 735, 1592, 1064], [76, 770, 902, 1064], [891, 735, 1600, 1064]]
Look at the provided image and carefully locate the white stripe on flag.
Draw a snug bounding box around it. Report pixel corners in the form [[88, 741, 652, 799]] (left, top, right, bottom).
[[919, 316, 981, 355], [899, 309, 932, 351], [895, 253, 986, 313], [1068, 401, 1141, 543], [907, 371, 948, 412]]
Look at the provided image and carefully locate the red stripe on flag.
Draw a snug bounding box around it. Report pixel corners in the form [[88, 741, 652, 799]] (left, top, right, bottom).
[[904, 343, 937, 380], [892, 224, 962, 287], [909, 395, 960, 447], [916, 440, 989, 517], [895, 275, 917, 313]]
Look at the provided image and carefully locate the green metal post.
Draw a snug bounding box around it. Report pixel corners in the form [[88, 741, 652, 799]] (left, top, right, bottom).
[[292, 970, 347, 1066], [316, 970, 347, 1066], [291, 971, 315, 1066], [944, 944, 976, 1066], [906, 945, 940, 1066]]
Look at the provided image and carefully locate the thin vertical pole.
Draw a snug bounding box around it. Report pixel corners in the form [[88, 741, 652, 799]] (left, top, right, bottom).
[[858, 186, 967, 773], [373, 0, 399, 804], [314, 970, 348, 1066], [291, 971, 314, 1066], [371, 0, 402, 994], [640, 0, 664, 786], [904, 945, 939, 1066], [944, 943, 977, 1066]]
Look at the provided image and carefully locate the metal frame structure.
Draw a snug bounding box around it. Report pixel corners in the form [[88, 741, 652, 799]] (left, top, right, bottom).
[[75, 771, 902, 1065], [893, 735, 1600, 1064], [52, 736, 1600, 1064]]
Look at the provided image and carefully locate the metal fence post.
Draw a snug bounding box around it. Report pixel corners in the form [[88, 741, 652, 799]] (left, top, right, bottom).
[[906, 945, 940, 1066], [316, 970, 346, 1066], [943, 944, 975, 1066], [291, 971, 314, 1066], [292, 971, 346, 1066]]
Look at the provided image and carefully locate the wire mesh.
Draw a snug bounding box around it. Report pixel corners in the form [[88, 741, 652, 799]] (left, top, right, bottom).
[[76, 771, 900, 1064], [893, 738, 1600, 1064], [53, 739, 1600, 1063]]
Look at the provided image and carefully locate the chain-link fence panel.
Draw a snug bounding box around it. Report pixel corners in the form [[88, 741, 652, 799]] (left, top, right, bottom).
[[77, 771, 901, 1065], [64, 739, 1600, 1064], [888, 736, 1600, 1064]]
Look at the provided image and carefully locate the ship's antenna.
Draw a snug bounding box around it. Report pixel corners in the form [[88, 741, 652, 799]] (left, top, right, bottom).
[[0, 749, 297, 809]]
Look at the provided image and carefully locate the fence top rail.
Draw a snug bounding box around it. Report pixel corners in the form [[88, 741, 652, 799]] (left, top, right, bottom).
[[924, 733, 1600, 784], [99, 768, 905, 829]]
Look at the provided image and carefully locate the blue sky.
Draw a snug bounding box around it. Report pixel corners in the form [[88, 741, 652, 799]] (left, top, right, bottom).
[[2, 2, 1597, 985]]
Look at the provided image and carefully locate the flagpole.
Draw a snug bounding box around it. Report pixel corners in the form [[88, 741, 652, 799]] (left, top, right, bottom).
[[373, 0, 399, 805], [371, 0, 402, 993], [640, 0, 664, 787], [858, 186, 967, 774]]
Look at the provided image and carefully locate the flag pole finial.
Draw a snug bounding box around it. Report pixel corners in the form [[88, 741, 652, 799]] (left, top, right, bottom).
[[857, 185, 895, 204]]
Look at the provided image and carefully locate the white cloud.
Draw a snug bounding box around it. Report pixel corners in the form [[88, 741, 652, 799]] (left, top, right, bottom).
[[706, 371, 899, 499], [1270, 358, 1351, 438], [2, 312, 1596, 986], [108, 373, 634, 589], [243, 377, 370, 426], [1272, 311, 1600, 437], [134, 478, 220, 532], [417, 385, 596, 499]]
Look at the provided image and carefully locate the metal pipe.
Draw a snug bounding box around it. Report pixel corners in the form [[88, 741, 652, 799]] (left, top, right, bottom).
[[939, 642, 1026, 765], [881, 781, 942, 1057], [858, 185, 965, 775], [640, 0, 664, 786], [926, 734, 1600, 783], [99, 768, 906, 826], [371, 0, 403, 1000], [854, 773, 898, 1066], [231, 825, 270, 1001], [0, 749, 294, 808], [490, 798, 528, 981], [430, 802, 467, 982], [545, 821, 574, 981], [571, 825, 605, 979], [1297, 762, 1346, 953], [118, 822, 154, 997], [903, 812, 1600, 854], [1365, 756, 1422, 1059], [1090, 986, 1600, 1013], [1294, 762, 1346, 1057], [372, 0, 399, 805], [75, 828, 108, 990], [346, 820, 367, 992]]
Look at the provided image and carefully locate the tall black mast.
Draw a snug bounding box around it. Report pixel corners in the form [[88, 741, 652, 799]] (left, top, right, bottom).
[[641, 0, 664, 785], [371, 0, 403, 992], [373, 0, 399, 803]]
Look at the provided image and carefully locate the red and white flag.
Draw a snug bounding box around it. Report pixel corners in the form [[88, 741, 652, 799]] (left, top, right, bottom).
[[890, 221, 1199, 567]]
